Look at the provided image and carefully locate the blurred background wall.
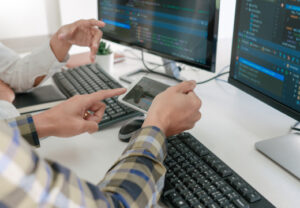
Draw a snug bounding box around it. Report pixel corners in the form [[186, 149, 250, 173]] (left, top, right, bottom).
[[0, 0, 236, 51]]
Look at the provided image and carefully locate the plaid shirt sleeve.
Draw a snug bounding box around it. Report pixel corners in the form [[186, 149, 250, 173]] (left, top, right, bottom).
[[0, 120, 167, 207], [5, 114, 40, 147]]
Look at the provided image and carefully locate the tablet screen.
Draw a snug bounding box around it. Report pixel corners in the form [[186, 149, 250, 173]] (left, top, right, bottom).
[[122, 77, 169, 112]]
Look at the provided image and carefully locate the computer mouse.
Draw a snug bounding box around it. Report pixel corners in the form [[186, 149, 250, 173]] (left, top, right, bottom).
[[118, 118, 145, 143]]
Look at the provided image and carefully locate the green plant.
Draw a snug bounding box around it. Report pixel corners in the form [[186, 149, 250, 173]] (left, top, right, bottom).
[[97, 41, 112, 55]]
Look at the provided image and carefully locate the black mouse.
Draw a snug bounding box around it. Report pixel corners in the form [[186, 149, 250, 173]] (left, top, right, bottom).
[[118, 118, 145, 142]]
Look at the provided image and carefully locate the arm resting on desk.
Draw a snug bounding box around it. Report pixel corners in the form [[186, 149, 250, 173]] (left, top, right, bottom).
[[0, 121, 167, 208], [0, 42, 67, 92]]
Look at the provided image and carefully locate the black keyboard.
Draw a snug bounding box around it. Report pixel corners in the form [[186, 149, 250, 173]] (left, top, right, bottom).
[[53, 63, 142, 129], [162, 132, 275, 208]]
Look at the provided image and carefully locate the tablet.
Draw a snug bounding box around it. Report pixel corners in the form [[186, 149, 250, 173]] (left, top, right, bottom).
[[118, 76, 170, 114]]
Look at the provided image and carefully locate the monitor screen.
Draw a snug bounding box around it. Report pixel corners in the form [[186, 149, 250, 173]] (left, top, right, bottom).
[[229, 0, 300, 121], [98, 0, 219, 72]]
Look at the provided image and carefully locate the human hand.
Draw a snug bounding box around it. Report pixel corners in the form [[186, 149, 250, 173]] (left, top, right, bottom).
[[50, 19, 105, 62], [143, 81, 202, 137], [33, 88, 126, 138], [0, 80, 15, 103]]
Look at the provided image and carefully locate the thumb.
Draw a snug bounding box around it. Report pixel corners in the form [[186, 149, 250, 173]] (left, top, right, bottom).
[[58, 24, 77, 41], [175, 80, 196, 94], [82, 121, 99, 134]]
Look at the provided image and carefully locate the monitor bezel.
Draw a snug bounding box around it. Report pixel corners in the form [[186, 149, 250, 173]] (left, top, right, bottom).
[[97, 0, 219, 72], [228, 0, 300, 121]]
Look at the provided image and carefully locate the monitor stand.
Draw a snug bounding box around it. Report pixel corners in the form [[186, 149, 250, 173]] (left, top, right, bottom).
[[255, 133, 300, 179], [120, 58, 181, 84]]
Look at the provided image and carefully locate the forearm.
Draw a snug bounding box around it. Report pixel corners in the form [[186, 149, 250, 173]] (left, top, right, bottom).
[[0, 121, 167, 207], [99, 126, 167, 207], [0, 42, 67, 92]]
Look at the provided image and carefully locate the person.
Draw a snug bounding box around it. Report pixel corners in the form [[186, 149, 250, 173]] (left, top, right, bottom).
[[0, 19, 106, 145], [0, 19, 202, 207]]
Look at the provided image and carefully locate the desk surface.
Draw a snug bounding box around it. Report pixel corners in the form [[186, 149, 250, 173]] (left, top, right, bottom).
[[36, 39, 300, 208]]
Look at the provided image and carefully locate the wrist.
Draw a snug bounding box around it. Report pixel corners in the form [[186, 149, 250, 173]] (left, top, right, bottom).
[[50, 32, 71, 62], [33, 111, 55, 138], [0, 95, 14, 103], [142, 116, 168, 136]]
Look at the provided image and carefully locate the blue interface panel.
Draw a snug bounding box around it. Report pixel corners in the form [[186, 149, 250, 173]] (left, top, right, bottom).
[[232, 0, 300, 111], [98, 0, 215, 68]]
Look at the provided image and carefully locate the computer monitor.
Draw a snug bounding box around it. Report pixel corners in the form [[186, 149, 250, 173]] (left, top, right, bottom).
[[97, 0, 219, 79], [229, 0, 300, 179]]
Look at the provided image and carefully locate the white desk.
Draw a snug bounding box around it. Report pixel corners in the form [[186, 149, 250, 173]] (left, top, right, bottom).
[[36, 39, 300, 208]]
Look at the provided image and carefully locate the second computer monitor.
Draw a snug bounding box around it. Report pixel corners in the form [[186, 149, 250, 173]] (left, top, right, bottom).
[[98, 0, 219, 72], [229, 0, 300, 121]]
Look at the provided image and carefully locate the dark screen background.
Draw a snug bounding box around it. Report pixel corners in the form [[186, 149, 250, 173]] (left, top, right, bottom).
[[231, 0, 300, 113]]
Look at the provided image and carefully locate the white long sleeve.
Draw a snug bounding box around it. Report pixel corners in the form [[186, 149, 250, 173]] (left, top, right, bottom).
[[0, 100, 20, 119], [0, 42, 67, 92]]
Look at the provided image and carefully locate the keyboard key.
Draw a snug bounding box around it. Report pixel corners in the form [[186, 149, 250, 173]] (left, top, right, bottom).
[[207, 203, 220, 208], [192, 204, 206, 208], [232, 198, 250, 208], [216, 197, 230, 207], [226, 192, 239, 201], [182, 191, 194, 200], [220, 185, 233, 195], [245, 192, 261, 203], [211, 191, 223, 200], [173, 198, 190, 208], [223, 204, 236, 208], [165, 190, 181, 201], [218, 167, 232, 177], [110, 111, 126, 119], [201, 196, 213, 206], [205, 185, 217, 194], [214, 180, 227, 189]]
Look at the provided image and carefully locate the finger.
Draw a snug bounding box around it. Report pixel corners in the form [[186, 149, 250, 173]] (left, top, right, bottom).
[[193, 111, 202, 122], [87, 19, 106, 28], [174, 80, 196, 94], [90, 28, 103, 62], [82, 121, 99, 134], [86, 114, 102, 123], [93, 103, 106, 118], [89, 102, 106, 112], [86, 102, 106, 122], [187, 92, 202, 109], [88, 88, 127, 102], [87, 104, 106, 123]]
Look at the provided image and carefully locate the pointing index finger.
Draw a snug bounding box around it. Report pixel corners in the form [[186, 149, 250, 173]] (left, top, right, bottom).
[[89, 88, 127, 102], [88, 19, 106, 28]]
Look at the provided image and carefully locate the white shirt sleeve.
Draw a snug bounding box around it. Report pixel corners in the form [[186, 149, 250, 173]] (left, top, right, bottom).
[[0, 100, 20, 119], [0, 42, 68, 92]]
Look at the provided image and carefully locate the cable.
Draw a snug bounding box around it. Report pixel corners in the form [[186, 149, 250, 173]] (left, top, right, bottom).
[[139, 49, 230, 85], [196, 65, 230, 85], [141, 50, 183, 82], [124, 49, 163, 66], [291, 127, 300, 132], [196, 71, 229, 85], [291, 122, 300, 132]]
